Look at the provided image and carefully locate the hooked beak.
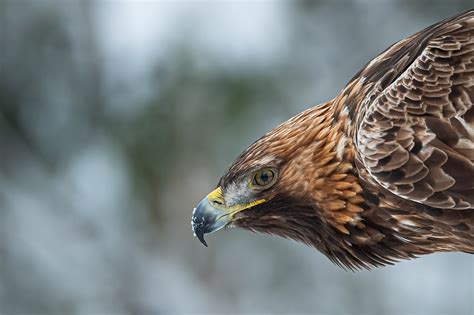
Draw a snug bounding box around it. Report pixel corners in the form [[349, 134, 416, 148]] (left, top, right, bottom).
[[191, 187, 230, 247], [191, 187, 266, 247]]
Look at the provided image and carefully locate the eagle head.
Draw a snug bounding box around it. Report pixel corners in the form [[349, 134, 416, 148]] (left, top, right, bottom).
[[192, 103, 361, 251]]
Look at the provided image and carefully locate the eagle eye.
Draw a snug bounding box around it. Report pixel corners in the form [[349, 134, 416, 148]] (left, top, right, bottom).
[[253, 168, 276, 188]]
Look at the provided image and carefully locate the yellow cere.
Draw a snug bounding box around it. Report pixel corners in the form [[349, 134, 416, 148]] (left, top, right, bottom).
[[207, 187, 224, 202], [207, 187, 266, 216]]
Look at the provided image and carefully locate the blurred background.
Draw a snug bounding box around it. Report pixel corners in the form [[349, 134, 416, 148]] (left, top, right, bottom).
[[0, 1, 473, 314]]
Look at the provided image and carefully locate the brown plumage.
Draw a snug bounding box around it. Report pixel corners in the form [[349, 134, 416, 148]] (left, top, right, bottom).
[[192, 10, 474, 270]]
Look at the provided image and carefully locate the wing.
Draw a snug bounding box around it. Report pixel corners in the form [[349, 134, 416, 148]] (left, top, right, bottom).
[[355, 10, 474, 209]]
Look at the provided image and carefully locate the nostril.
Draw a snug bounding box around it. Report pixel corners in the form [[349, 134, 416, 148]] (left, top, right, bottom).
[[212, 199, 224, 206]]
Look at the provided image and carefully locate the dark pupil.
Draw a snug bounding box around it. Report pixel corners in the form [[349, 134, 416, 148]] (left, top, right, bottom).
[[260, 172, 269, 183]]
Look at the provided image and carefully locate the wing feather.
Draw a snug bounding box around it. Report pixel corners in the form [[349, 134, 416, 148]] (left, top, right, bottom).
[[356, 10, 474, 209]]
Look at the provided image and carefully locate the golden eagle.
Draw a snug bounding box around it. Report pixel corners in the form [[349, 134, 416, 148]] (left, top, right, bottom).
[[192, 10, 474, 270]]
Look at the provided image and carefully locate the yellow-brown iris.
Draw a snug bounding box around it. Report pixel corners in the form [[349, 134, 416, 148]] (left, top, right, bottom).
[[253, 168, 275, 187]]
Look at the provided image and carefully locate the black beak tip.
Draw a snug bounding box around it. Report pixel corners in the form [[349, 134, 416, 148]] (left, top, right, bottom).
[[195, 232, 208, 247], [191, 214, 208, 247]]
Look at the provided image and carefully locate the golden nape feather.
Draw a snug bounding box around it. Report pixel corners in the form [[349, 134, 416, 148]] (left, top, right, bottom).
[[192, 10, 474, 270]]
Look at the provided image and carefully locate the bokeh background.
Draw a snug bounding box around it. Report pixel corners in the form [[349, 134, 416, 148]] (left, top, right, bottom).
[[1, 1, 473, 314]]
